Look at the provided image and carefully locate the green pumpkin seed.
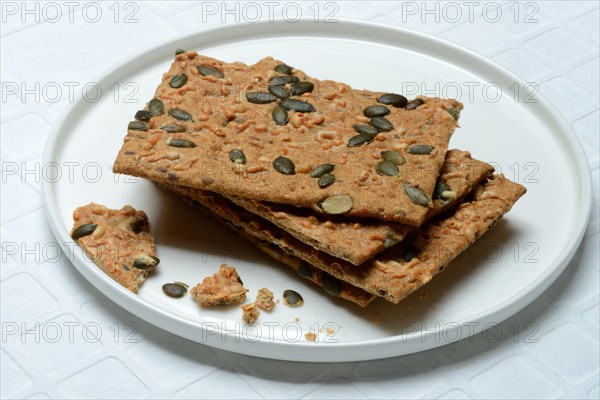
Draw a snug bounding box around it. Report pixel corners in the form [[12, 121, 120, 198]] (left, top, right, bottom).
[[402, 243, 420, 262], [364, 105, 390, 117], [245, 92, 277, 104], [229, 149, 246, 164], [268, 85, 290, 99], [118, 216, 145, 233], [168, 108, 193, 121], [169, 73, 188, 88], [174, 281, 189, 289], [377, 93, 407, 108], [370, 116, 393, 132], [433, 180, 451, 200], [197, 65, 224, 78], [446, 107, 460, 120], [353, 124, 378, 136], [384, 236, 397, 249], [134, 110, 152, 121], [309, 163, 334, 178], [320, 194, 353, 214], [160, 125, 186, 133], [128, 121, 148, 131], [274, 64, 293, 75], [273, 156, 296, 175], [318, 173, 336, 188], [148, 98, 164, 115], [272, 106, 289, 125], [132, 254, 160, 270], [321, 274, 341, 296], [162, 283, 187, 298], [375, 160, 399, 176], [168, 138, 196, 148], [298, 262, 313, 279], [280, 98, 315, 113], [403, 183, 430, 207], [283, 289, 304, 307], [381, 150, 406, 166], [71, 224, 97, 240], [408, 145, 435, 155], [291, 81, 314, 96], [269, 75, 299, 86], [406, 98, 424, 110], [175, 48, 185, 55], [347, 133, 374, 147]]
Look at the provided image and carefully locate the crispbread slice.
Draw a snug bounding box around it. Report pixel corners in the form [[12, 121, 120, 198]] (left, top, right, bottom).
[[114, 53, 461, 225], [173, 189, 376, 307], [166, 175, 525, 303], [71, 203, 157, 293], [221, 149, 493, 265]]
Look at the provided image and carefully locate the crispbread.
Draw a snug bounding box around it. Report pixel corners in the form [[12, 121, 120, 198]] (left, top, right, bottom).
[[113, 53, 462, 225], [171, 187, 377, 307], [71, 203, 157, 293], [165, 175, 525, 303], [222, 149, 493, 265]]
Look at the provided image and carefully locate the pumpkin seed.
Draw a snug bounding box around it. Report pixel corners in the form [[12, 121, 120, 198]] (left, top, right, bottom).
[[402, 243, 420, 262], [118, 216, 145, 233], [269, 75, 299, 86], [298, 262, 313, 279], [274, 64, 293, 75], [353, 124, 378, 135], [268, 84, 290, 99], [160, 125, 186, 133], [364, 105, 390, 117], [162, 283, 187, 298], [148, 98, 164, 115], [71, 224, 97, 240], [309, 163, 334, 178], [245, 92, 277, 104], [174, 281, 189, 289], [280, 98, 315, 113], [403, 183, 430, 207], [321, 274, 341, 296], [168, 138, 196, 148], [168, 108, 193, 121], [134, 110, 151, 121], [272, 106, 289, 125], [175, 48, 185, 55], [347, 133, 374, 147], [320, 194, 353, 214], [318, 173, 336, 188], [291, 81, 314, 96], [132, 254, 160, 270], [406, 98, 424, 110], [283, 289, 304, 307], [375, 160, 399, 176], [169, 73, 187, 88], [197, 65, 224, 78], [273, 156, 296, 175], [433, 180, 451, 200], [128, 121, 148, 131], [446, 107, 460, 120], [384, 236, 397, 249], [408, 145, 435, 155], [229, 149, 246, 164], [381, 150, 406, 165], [370, 116, 393, 132], [377, 93, 408, 108]]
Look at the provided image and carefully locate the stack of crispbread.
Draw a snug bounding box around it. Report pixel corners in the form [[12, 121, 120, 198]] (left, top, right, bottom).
[[113, 51, 526, 307]]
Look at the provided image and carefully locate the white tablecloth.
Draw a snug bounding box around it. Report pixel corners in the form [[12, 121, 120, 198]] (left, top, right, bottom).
[[1, 1, 598, 399]]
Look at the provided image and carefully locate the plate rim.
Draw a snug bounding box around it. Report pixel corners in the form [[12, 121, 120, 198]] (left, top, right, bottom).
[[41, 18, 592, 362]]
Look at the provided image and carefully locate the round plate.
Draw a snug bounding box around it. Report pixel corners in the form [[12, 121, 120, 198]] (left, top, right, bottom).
[[42, 20, 591, 362]]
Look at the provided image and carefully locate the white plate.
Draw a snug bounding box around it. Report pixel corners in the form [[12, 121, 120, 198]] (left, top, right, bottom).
[[42, 20, 591, 362]]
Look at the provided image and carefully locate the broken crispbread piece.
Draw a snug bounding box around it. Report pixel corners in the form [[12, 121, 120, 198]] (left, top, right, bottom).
[[113, 53, 462, 225], [255, 287, 275, 311], [190, 264, 248, 306], [71, 203, 157, 293]]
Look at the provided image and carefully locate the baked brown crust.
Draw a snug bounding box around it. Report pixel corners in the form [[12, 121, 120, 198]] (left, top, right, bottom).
[[71, 203, 157, 293], [113, 53, 462, 225]]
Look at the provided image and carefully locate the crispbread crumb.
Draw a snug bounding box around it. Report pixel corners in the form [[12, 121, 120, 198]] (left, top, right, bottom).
[[305, 332, 317, 342], [190, 264, 248, 306], [255, 287, 275, 311], [241, 302, 260, 324], [294, 317, 300, 323]]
